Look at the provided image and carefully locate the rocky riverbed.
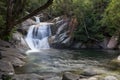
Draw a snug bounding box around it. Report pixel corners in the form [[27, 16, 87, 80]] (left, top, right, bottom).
[[0, 39, 120, 80]]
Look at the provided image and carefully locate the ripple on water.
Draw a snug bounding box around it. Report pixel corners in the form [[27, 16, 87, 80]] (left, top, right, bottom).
[[15, 49, 120, 74]]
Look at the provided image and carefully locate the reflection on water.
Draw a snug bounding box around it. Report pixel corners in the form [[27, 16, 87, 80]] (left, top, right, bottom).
[[15, 49, 120, 74]]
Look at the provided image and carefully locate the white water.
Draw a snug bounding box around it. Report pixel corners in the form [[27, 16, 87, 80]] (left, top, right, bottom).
[[25, 17, 51, 50], [34, 16, 40, 23]]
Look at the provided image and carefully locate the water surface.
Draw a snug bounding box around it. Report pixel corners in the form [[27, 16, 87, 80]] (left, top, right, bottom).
[[16, 49, 120, 74]]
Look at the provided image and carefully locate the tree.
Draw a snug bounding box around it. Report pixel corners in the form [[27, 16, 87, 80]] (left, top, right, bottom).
[[3, 0, 53, 40], [102, 0, 120, 36]]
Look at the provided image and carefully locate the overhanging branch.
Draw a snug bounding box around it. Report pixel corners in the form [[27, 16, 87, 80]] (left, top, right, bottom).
[[13, 0, 53, 26]]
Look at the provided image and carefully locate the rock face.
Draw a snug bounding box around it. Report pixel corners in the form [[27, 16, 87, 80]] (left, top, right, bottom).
[[11, 31, 30, 50], [13, 74, 44, 80], [107, 35, 119, 49], [100, 37, 110, 49], [0, 39, 26, 79]]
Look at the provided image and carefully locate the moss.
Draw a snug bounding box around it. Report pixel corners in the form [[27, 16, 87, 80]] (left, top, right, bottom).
[[68, 69, 84, 75], [107, 59, 120, 70]]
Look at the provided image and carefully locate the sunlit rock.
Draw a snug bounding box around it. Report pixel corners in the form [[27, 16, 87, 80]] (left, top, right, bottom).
[[107, 35, 118, 49], [104, 76, 118, 80]]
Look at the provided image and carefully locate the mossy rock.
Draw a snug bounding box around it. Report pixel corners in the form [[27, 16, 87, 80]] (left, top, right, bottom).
[[108, 59, 120, 70]]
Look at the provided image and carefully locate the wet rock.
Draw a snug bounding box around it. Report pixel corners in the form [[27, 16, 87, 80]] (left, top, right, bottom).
[[13, 74, 44, 80], [81, 68, 98, 76], [62, 72, 79, 80], [0, 60, 14, 75], [1, 56, 25, 67], [104, 76, 118, 80]]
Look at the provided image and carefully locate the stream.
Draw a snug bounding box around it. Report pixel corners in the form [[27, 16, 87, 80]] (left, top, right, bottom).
[[15, 49, 120, 77]]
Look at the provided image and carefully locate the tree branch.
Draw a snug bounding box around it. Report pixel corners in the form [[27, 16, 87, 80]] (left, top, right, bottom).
[[13, 0, 53, 26]]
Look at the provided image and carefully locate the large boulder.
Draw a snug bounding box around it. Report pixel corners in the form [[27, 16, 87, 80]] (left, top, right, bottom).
[[81, 68, 98, 76]]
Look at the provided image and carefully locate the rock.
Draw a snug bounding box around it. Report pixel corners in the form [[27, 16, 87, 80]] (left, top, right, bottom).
[[108, 59, 120, 69], [100, 37, 110, 49], [88, 77, 97, 80], [81, 44, 87, 48], [81, 68, 98, 76], [107, 35, 118, 49], [11, 31, 29, 50], [0, 60, 14, 75], [13, 74, 44, 80], [1, 50, 26, 60], [62, 72, 79, 80], [117, 56, 120, 61], [21, 19, 36, 31], [0, 39, 11, 48], [0, 52, 2, 59], [72, 42, 82, 49], [104, 76, 118, 80], [1, 56, 25, 67], [45, 76, 62, 80]]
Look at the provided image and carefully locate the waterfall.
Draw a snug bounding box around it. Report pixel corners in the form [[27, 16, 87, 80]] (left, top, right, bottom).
[[25, 23, 51, 50], [34, 16, 40, 23]]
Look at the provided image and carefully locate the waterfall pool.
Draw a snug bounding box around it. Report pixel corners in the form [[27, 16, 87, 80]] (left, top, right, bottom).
[[15, 49, 120, 76]]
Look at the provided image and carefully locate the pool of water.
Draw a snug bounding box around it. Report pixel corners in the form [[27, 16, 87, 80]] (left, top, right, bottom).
[[15, 49, 120, 74]]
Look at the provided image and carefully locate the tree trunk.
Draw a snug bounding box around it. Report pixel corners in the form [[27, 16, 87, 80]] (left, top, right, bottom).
[[5, 0, 53, 39], [13, 0, 53, 26]]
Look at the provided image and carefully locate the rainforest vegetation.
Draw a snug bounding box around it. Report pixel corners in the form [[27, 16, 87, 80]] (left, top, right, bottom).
[[0, 0, 120, 42]]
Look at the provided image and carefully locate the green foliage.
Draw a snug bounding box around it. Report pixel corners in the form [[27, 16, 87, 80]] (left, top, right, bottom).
[[0, 0, 6, 37], [42, 0, 110, 42], [102, 0, 120, 36], [0, 0, 119, 43]]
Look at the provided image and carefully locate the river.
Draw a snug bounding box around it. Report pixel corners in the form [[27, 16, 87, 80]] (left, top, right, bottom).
[[15, 49, 120, 77]]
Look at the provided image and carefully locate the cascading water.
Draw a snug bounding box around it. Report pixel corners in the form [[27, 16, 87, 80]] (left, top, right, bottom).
[[34, 16, 40, 23], [25, 17, 51, 50]]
